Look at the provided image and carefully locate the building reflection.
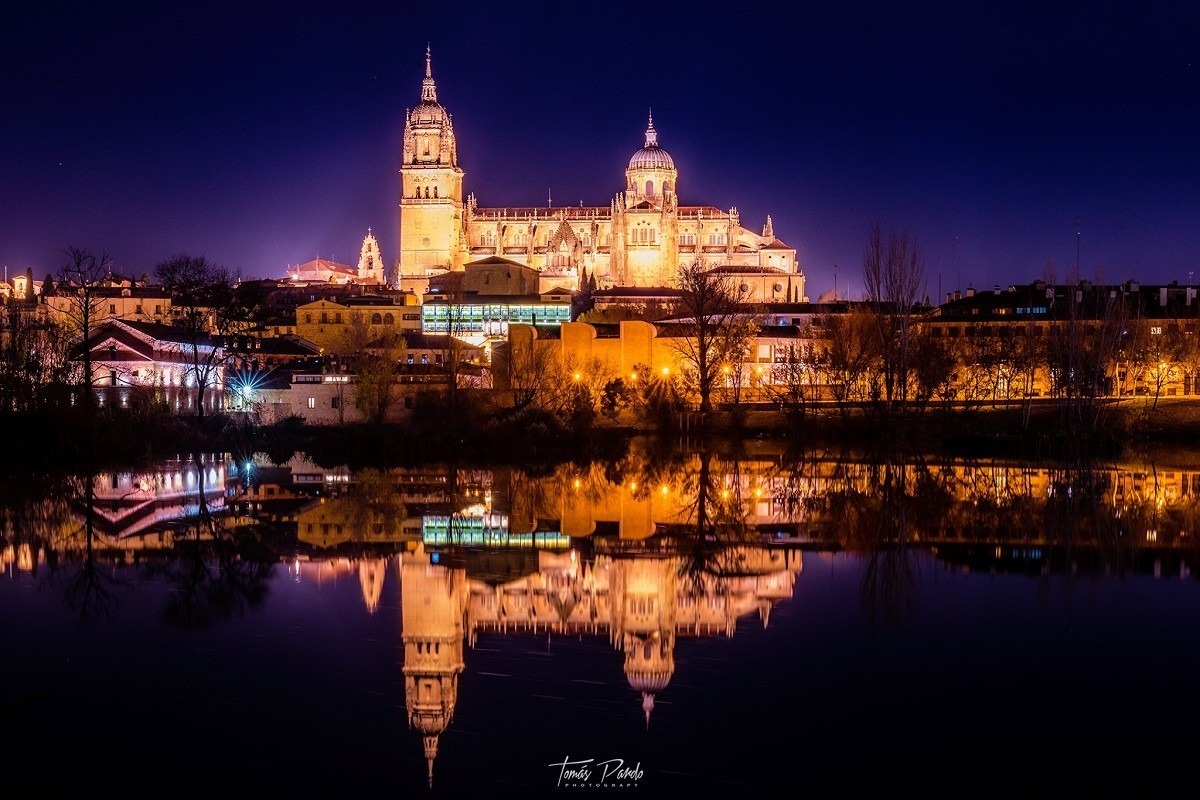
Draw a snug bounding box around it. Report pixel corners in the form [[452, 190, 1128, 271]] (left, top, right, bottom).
[[0, 454, 228, 575], [8, 446, 1200, 784]]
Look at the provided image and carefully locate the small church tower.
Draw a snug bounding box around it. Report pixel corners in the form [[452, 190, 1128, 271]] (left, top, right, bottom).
[[357, 227, 387, 285]]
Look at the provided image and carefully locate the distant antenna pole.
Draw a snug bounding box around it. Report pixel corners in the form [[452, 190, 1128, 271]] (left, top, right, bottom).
[[548, 188, 552, 208], [954, 235, 961, 291], [833, 264, 838, 300]]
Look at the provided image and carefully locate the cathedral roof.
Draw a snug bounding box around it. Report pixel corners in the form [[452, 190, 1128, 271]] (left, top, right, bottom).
[[761, 238, 794, 250], [627, 112, 675, 171], [707, 264, 789, 275]]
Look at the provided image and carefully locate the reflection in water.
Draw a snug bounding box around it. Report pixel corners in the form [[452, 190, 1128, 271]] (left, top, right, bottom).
[[299, 540, 800, 788], [6, 442, 1200, 786]]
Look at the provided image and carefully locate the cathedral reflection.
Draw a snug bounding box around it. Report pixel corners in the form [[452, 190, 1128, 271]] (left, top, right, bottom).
[[289, 540, 800, 786]]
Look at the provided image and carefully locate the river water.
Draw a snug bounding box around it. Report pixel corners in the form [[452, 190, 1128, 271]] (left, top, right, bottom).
[[4, 440, 1200, 793]]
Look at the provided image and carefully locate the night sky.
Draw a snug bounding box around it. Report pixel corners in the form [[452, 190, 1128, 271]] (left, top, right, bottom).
[[3, 1, 1197, 300]]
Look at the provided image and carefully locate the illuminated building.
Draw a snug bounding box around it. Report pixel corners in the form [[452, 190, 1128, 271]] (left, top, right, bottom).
[[73, 319, 227, 414], [396, 48, 805, 298]]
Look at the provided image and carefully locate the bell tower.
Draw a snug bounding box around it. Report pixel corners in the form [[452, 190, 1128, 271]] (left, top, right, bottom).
[[398, 46, 465, 286], [357, 227, 386, 284]]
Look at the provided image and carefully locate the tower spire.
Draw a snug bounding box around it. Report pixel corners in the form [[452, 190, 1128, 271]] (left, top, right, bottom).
[[644, 109, 657, 147], [421, 44, 437, 103]]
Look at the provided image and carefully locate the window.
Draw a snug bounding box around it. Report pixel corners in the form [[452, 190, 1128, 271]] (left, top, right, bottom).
[[331, 397, 340, 409], [155, 305, 162, 314], [110, 369, 118, 385], [421, 354, 428, 364], [307, 397, 316, 409], [334, 313, 342, 324], [135, 305, 143, 314], [372, 313, 382, 324], [109, 304, 116, 314], [384, 313, 394, 325], [305, 314, 312, 324]]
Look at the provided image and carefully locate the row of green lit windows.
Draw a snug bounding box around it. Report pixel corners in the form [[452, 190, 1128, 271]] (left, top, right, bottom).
[[422, 305, 571, 331], [422, 530, 571, 548], [423, 515, 506, 534]]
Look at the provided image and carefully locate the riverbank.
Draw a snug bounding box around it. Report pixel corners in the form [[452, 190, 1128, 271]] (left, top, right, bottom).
[[3, 396, 1199, 472], [603, 396, 1200, 460]]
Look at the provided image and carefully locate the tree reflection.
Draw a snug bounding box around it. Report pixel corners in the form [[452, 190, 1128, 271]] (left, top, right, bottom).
[[857, 459, 922, 632], [156, 452, 272, 630], [59, 471, 120, 624], [0, 468, 122, 625]]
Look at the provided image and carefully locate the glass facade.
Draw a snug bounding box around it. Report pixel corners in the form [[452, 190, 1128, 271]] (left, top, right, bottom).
[[421, 302, 572, 334]]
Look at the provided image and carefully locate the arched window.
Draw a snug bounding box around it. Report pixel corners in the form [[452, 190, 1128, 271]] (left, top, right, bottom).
[[371, 313, 382, 324], [424, 186, 430, 199], [433, 185, 438, 198], [645, 180, 655, 197], [384, 313, 394, 325]]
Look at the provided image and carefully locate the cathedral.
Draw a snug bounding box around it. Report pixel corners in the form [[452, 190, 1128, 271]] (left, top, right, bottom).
[[396, 48, 805, 300]]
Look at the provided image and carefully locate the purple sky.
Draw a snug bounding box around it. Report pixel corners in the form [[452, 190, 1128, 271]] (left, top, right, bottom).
[[2, 1, 1197, 299]]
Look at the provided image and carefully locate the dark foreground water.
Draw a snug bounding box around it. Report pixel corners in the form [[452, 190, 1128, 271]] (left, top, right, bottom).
[[5, 445, 1200, 794], [6, 547, 1200, 794]]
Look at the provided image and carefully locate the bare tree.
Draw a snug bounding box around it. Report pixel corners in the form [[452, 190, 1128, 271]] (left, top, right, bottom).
[[154, 254, 238, 422], [57, 247, 113, 413], [1124, 316, 1187, 409], [669, 261, 756, 413], [497, 332, 563, 414], [0, 299, 70, 412], [815, 309, 879, 418], [907, 327, 956, 414], [339, 316, 406, 424], [1044, 272, 1129, 432], [862, 223, 927, 415], [765, 330, 823, 426]]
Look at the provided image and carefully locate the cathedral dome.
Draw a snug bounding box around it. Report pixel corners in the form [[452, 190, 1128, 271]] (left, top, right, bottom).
[[627, 114, 675, 171], [627, 670, 672, 693], [411, 100, 449, 127]]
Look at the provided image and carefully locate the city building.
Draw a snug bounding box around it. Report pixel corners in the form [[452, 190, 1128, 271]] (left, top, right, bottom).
[[44, 283, 174, 333], [395, 48, 805, 299], [72, 318, 226, 413], [294, 293, 422, 351]]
